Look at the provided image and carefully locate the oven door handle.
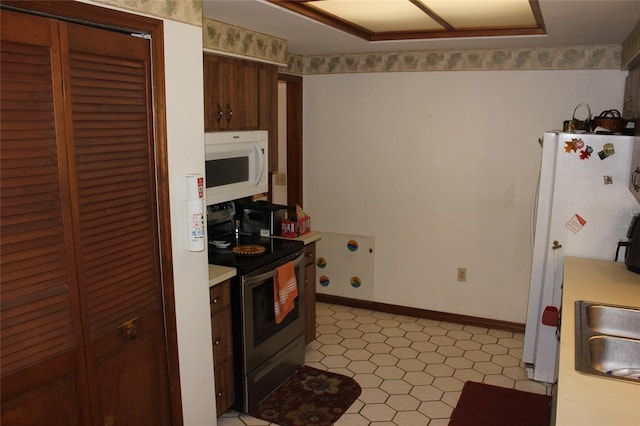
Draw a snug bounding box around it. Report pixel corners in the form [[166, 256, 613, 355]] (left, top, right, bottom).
[[244, 252, 304, 289]]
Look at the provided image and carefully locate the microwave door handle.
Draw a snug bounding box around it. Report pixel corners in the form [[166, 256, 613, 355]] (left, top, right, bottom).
[[253, 143, 263, 185]]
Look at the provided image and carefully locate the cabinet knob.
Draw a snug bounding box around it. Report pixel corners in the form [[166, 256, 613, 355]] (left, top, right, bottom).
[[214, 337, 222, 345], [216, 103, 223, 122], [226, 104, 233, 122], [216, 388, 225, 398], [212, 296, 220, 304]]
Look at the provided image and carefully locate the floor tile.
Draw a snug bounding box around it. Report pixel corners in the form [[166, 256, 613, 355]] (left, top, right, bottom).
[[219, 302, 553, 425]]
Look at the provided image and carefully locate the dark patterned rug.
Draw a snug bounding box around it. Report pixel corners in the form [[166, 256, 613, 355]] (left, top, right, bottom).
[[449, 381, 551, 426], [249, 366, 362, 426]]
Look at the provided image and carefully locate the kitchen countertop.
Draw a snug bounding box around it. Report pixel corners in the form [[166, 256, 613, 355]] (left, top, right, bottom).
[[277, 230, 322, 245], [208, 264, 236, 287], [556, 257, 640, 426]]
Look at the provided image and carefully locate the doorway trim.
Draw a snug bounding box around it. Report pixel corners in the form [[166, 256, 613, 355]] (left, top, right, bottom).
[[278, 73, 303, 206]]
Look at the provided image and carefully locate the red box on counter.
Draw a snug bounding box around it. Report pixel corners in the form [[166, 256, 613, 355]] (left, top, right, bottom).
[[281, 216, 311, 237], [297, 216, 311, 235], [281, 220, 296, 237]]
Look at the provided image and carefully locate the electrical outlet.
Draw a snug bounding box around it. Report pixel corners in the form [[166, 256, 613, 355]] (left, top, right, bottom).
[[457, 267, 467, 282]]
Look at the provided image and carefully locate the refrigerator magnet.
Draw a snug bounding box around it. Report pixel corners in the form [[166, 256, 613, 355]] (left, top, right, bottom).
[[597, 143, 615, 160], [566, 213, 587, 234], [564, 139, 578, 153], [573, 138, 585, 150], [564, 137, 585, 154], [579, 146, 593, 160]]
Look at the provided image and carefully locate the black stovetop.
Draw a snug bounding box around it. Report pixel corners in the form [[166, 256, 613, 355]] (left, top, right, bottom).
[[207, 233, 304, 275]]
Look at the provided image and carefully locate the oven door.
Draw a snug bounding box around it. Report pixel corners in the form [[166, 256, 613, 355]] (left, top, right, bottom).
[[241, 251, 305, 374]]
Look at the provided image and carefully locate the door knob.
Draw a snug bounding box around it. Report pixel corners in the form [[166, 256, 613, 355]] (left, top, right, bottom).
[[123, 321, 138, 340]]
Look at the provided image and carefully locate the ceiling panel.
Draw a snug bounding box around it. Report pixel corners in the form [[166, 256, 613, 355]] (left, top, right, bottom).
[[201, 0, 640, 56], [307, 0, 443, 33], [423, 0, 537, 29], [268, 0, 545, 41]]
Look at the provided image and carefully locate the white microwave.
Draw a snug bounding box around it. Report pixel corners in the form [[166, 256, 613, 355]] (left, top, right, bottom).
[[204, 130, 268, 205]]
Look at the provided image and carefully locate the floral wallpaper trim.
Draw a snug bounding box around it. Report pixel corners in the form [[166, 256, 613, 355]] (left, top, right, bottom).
[[91, 0, 202, 26], [202, 18, 287, 65], [286, 45, 621, 75], [622, 20, 640, 68]]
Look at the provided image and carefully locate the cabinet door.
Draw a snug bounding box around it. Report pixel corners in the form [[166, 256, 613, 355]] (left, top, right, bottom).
[[213, 359, 235, 416], [204, 54, 228, 130], [209, 281, 235, 415], [303, 243, 317, 345], [204, 54, 259, 131], [210, 282, 233, 363], [232, 58, 260, 129]]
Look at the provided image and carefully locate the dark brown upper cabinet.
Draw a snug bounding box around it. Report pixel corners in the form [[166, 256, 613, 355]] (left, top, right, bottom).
[[204, 53, 279, 172]]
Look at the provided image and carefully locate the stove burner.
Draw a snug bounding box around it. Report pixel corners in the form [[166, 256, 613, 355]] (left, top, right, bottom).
[[232, 244, 266, 256]]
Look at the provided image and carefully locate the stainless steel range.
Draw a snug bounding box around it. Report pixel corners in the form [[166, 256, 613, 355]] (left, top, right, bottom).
[[207, 202, 306, 412]]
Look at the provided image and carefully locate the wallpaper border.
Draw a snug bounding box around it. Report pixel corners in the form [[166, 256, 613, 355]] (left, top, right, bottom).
[[285, 44, 622, 75], [203, 18, 288, 66], [91, 0, 202, 26]]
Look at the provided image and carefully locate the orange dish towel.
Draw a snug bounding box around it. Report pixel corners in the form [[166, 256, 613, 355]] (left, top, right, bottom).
[[274, 261, 298, 324]]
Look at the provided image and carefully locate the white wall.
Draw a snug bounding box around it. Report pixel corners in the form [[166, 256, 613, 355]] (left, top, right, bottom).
[[303, 69, 626, 323], [163, 20, 217, 425]]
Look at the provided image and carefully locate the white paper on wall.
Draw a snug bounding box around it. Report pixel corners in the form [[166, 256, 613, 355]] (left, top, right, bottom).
[[315, 231, 375, 301]]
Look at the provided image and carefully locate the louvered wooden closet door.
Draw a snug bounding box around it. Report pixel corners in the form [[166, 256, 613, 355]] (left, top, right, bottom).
[[1, 9, 172, 425], [1, 10, 87, 425], [63, 20, 171, 426]]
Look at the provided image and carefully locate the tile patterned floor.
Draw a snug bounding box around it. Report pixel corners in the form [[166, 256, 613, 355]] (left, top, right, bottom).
[[218, 302, 552, 426]]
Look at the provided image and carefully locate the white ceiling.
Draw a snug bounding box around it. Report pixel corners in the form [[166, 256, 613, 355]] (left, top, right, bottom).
[[202, 0, 640, 56]]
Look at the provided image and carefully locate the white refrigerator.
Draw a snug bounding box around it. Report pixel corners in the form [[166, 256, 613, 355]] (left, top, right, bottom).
[[523, 131, 639, 383]]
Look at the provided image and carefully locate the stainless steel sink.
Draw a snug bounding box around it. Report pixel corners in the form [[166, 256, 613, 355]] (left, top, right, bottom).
[[588, 336, 640, 377], [585, 304, 640, 339], [575, 301, 640, 383]]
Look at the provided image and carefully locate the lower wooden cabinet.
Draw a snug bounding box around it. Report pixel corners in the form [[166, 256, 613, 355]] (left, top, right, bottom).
[[210, 280, 235, 416], [304, 243, 317, 345]]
